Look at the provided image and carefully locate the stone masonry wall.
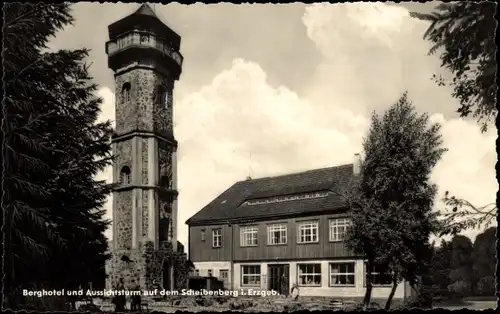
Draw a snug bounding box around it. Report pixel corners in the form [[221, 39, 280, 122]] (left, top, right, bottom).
[[106, 249, 145, 292], [115, 68, 174, 136], [115, 72, 138, 134], [158, 141, 173, 189], [115, 191, 133, 250], [106, 241, 186, 295], [142, 191, 149, 238], [106, 241, 173, 292], [115, 140, 133, 174], [135, 68, 155, 132], [141, 138, 149, 185], [153, 77, 174, 137], [133, 68, 173, 135], [143, 241, 174, 291]]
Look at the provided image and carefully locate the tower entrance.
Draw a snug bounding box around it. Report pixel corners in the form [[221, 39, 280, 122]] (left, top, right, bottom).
[[163, 262, 172, 291]]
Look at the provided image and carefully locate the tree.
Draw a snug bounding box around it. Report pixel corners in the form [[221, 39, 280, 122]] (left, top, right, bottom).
[[448, 235, 474, 297], [410, 2, 497, 133], [3, 3, 112, 308], [439, 191, 496, 236], [4, 3, 73, 306], [472, 227, 496, 296], [39, 49, 113, 292], [428, 240, 453, 298], [344, 92, 447, 309], [174, 254, 195, 289]]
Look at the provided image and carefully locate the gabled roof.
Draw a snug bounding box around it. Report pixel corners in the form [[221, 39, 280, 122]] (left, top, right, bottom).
[[186, 164, 355, 225]]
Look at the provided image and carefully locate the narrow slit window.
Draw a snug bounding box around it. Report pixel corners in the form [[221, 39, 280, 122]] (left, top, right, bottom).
[[122, 83, 131, 102]]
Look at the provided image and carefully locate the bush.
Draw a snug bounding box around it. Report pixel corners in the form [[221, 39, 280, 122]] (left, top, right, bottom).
[[448, 280, 471, 298], [194, 296, 214, 307], [400, 285, 434, 309], [476, 276, 496, 296], [19, 296, 70, 311], [283, 303, 302, 312], [229, 300, 254, 310], [79, 303, 101, 312]]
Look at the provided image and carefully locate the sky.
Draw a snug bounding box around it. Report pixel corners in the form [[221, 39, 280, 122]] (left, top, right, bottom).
[[48, 2, 497, 248]]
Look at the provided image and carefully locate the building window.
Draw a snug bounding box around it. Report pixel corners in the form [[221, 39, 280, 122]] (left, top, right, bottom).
[[120, 166, 131, 184], [194, 269, 199, 276], [200, 229, 205, 241], [329, 262, 355, 286], [212, 229, 222, 248], [364, 262, 392, 286], [220, 270, 229, 279], [208, 269, 213, 277], [240, 226, 258, 247], [267, 224, 287, 245], [297, 221, 318, 243], [121, 82, 131, 102], [329, 218, 350, 242], [241, 265, 261, 286], [297, 264, 321, 286]]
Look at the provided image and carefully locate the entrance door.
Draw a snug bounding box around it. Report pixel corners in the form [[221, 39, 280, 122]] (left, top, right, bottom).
[[219, 269, 229, 289], [268, 264, 289, 295]]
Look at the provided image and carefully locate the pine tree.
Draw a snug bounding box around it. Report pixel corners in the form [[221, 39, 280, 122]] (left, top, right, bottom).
[[345, 93, 447, 309], [4, 3, 112, 308]]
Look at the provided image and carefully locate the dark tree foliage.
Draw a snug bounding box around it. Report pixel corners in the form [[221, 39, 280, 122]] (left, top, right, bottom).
[[3, 3, 112, 308], [448, 235, 474, 296], [428, 229, 496, 299], [429, 240, 453, 298], [472, 227, 496, 296], [410, 2, 497, 132], [344, 93, 447, 309]]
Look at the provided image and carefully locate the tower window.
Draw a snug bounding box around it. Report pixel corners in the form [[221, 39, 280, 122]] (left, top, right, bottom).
[[166, 89, 172, 108], [140, 35, 149, 44], [120, 166, 131, 185], [122, 82, 131, 102], [160, 175, 170, 188], [159, 217, 169, 241], [154, 85, 168, 108]]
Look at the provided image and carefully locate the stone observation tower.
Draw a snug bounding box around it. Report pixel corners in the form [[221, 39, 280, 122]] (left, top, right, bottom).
[[105, 4, 183, 292]]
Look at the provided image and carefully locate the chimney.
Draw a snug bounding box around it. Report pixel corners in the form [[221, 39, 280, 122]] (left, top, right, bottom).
[[353, 153, 361, 175]]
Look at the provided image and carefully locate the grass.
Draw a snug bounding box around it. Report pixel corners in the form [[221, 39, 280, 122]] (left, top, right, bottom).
[[96, 294, 497, 312], [464, 296, 497, 302], [433, 296, 497, 310]]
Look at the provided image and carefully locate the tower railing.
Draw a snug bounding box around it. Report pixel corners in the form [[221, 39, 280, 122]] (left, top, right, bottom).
[[106, 30, 183, 67]]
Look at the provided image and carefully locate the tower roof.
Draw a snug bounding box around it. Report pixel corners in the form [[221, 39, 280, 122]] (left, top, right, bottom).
[[107, 3, 181, 50], [133, 4, 159, 19]]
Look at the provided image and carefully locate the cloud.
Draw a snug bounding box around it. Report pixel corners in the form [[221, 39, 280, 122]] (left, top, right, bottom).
[[94, 3, 495, 247], [174, 59, 369, 238]]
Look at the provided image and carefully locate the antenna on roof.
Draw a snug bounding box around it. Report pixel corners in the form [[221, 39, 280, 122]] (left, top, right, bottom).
[[247, 151, 253, 180]]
